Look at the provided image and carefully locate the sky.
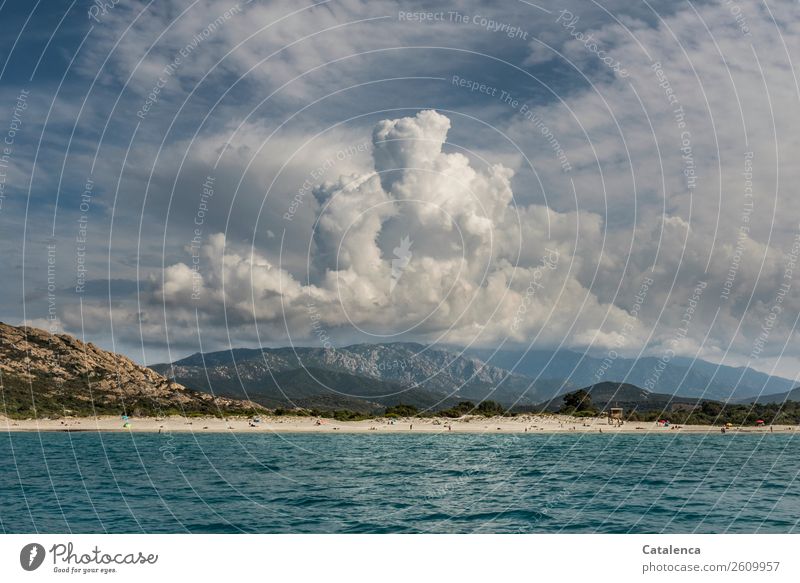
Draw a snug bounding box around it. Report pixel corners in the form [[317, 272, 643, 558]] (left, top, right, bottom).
[[1, 0, 799, 378]]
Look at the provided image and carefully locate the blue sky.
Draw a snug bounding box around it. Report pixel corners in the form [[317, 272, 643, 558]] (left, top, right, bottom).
[[1, 0, 799, 379]]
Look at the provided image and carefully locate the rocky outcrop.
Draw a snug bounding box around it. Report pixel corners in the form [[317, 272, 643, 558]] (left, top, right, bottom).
[[0, 322, 263, 418]]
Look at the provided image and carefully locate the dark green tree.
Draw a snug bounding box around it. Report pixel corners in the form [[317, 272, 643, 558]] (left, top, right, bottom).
[[561, 389, 593, 413], [439, 401, 477, 418], [384, 404, 419, 417], [476, 400, 505, 416]]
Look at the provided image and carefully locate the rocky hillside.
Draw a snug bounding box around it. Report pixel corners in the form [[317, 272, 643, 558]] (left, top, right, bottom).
[[0, 322, 263, 419]]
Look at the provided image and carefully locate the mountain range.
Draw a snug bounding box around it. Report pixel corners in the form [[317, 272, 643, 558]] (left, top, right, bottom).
[[152, 342, 800, 412], [151, 343, 547, 413]]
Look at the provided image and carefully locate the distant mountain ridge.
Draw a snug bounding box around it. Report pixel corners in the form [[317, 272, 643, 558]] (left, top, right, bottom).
[[737, 387, 800, 405], [464, 347, 796, 402]]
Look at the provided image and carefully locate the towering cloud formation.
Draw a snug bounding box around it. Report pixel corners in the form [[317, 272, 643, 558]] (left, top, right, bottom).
[[155, 110, 617, 348]]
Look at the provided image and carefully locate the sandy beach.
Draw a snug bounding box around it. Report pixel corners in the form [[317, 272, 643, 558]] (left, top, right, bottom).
[[1, 414, 795, 434]]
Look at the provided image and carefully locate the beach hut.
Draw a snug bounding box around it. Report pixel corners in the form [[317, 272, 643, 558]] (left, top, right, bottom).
[[607, 407, 624, 425]]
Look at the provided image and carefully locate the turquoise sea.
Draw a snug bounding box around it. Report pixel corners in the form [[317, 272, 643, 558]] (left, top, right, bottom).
[[1, 432, 798, 533]]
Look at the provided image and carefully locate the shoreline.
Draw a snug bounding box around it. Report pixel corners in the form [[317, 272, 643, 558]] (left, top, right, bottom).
[[2, 414, 795, 435]]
